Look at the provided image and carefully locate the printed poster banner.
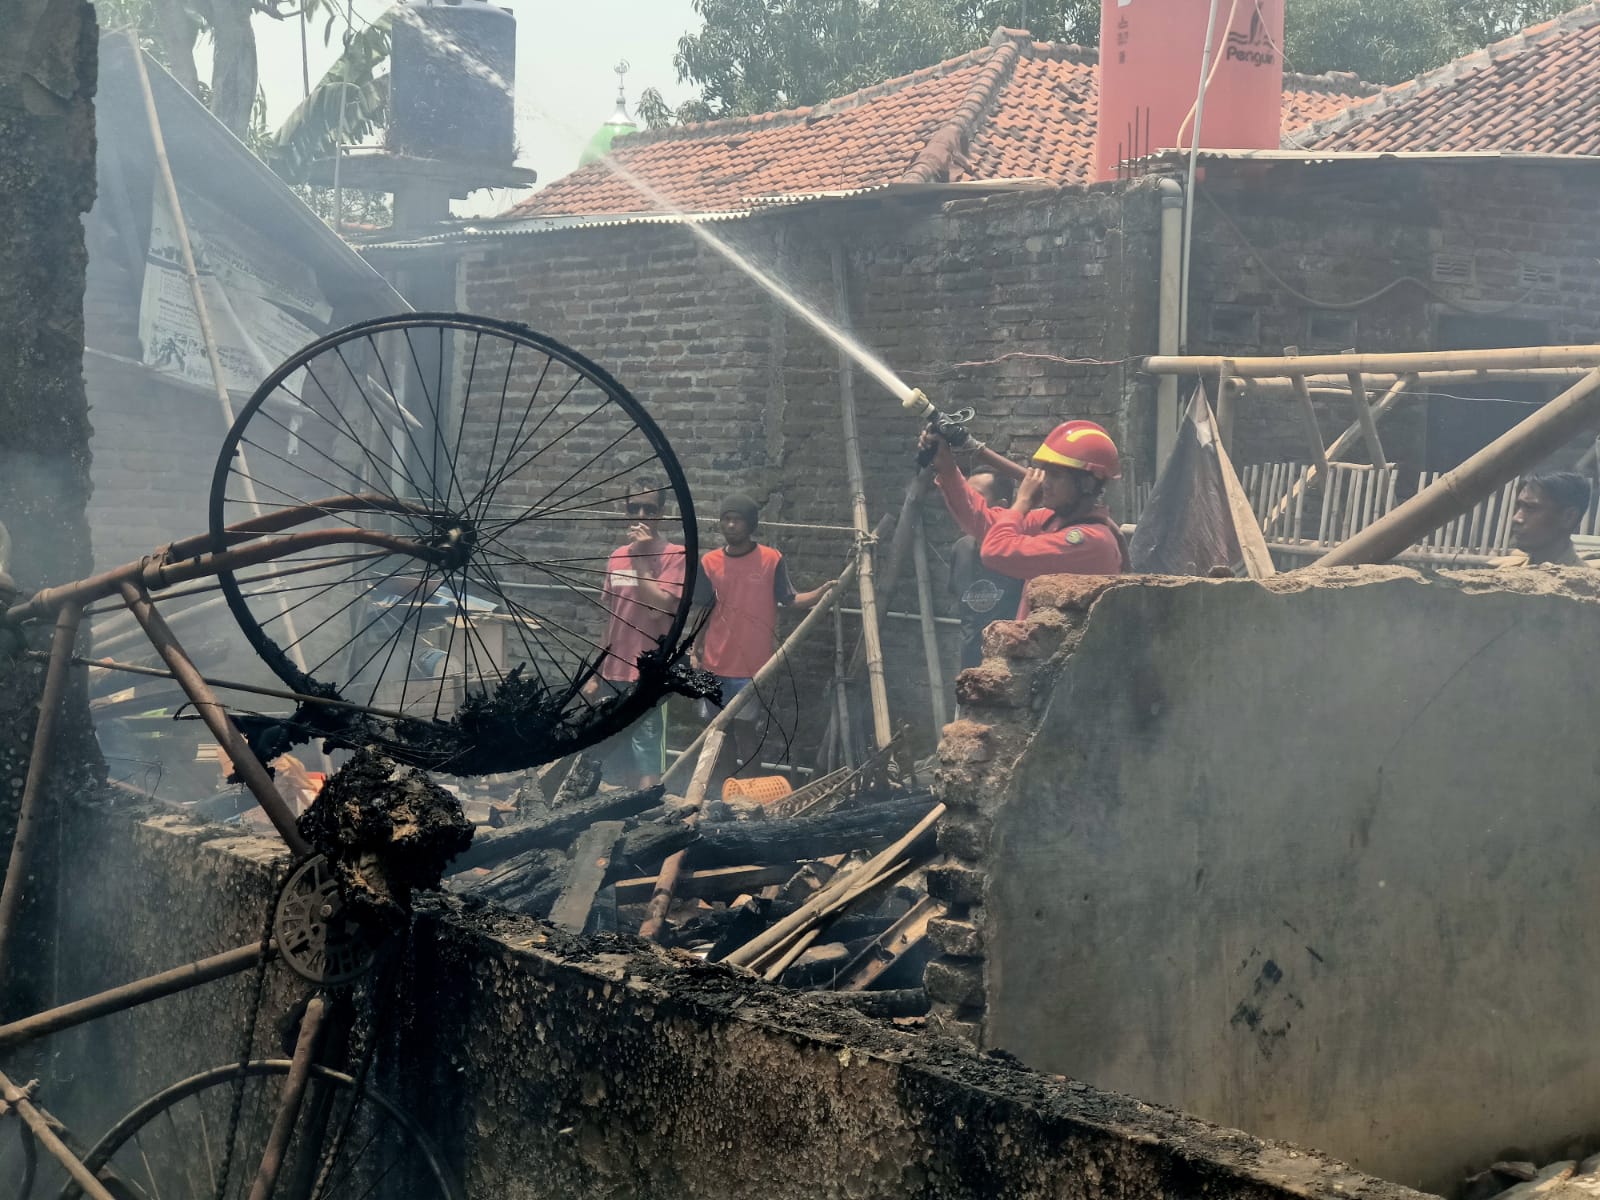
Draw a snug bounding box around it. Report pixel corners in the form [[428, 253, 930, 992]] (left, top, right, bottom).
[[138, 184, 333, 395]]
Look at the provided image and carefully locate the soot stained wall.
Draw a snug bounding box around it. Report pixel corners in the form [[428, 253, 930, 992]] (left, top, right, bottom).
[[50, 802, 1430, 1200], [0, 0, 101, 1017]]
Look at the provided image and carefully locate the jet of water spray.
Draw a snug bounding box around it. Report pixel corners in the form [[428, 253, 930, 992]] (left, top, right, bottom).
[[381, 5, 920, 406]]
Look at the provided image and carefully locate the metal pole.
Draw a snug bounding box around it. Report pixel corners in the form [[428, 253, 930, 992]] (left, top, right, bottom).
[[0, 1068, 119, 1200], [117, 582, 311, 855], [246, 994, 328, 1200], [0, 942, 269, 1052], [0, 601, 82, 999], [1318, 367, 1600, 566]]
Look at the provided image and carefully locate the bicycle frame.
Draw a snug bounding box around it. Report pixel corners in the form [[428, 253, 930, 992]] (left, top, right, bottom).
[[0, 497, 446, 1199]]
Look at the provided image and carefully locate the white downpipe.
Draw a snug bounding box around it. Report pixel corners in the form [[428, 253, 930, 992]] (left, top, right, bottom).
[[1157, 178, 1185, 469]]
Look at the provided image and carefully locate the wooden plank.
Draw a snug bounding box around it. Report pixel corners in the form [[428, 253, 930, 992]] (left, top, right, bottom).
[[549, 821, 626, 934], [614, 864, 796, 905], [835, 895, 948, 991]]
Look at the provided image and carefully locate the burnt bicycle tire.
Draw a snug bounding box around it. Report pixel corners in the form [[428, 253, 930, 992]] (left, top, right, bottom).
[[60, 1059, 459, 1200], [208, 313, 697, 776]]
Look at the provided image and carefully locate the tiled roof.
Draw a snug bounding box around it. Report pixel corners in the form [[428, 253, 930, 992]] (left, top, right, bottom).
[[1303, 2, 1600, 153], [506, 30, 1375, 219]]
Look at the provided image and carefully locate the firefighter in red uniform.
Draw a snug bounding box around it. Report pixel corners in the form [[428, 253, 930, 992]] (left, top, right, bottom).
[[919, 420, 1128, 617]]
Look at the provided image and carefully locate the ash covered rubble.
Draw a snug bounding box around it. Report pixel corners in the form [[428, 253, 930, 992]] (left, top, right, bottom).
[[443, 747, 944, 1013], [1465, 1157, 1600, 1200]]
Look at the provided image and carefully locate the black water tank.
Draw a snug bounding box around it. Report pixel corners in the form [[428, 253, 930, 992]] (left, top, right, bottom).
[[387, 0, 516, 165]]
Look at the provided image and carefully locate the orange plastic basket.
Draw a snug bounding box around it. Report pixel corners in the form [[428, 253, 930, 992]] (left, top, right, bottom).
[[721, 775, 794, 804]]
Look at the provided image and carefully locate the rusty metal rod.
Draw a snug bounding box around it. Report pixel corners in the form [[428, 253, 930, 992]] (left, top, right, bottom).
[[117, 582, 311, 855], [0, 1067, 118, 1200], [0, 941, 270, 1052], [246, 993, 327, 1200], [0, 601, 82, 999], [1318, 367, 1600, 566], [8, 525, 439, 626]]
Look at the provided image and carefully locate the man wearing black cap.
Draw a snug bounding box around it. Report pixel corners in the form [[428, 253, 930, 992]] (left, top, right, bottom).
[[692, 494, 835, 776]]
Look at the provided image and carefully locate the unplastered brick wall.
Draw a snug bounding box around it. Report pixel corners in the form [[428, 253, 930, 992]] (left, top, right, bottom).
[[1183, 160, 1600, 475], [450, 184, 1163, 762]]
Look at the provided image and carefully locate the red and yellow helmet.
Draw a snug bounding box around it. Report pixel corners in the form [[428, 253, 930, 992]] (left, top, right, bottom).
[[1033, 420, 1121, 481]]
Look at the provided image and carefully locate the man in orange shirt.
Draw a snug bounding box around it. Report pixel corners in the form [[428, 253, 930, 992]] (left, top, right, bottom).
[[691, 494, 834, 777]]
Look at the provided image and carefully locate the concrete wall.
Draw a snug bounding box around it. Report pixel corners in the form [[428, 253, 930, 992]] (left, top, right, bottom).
[[46, 802, 1428, 1200], [959, 568, 1600, 1193]]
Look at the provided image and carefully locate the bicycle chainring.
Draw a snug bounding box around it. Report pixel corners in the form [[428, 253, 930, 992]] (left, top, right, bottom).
[[272, 855, 379, 985]]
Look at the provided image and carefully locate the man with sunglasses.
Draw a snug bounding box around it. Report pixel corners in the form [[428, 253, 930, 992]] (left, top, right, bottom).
[[587, 478, 687, 789]]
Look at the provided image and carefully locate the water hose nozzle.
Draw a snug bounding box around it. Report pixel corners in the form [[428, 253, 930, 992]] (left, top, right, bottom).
[[903, 388, 933, 417]]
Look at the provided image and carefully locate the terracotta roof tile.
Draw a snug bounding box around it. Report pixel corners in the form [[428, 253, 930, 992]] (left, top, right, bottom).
[[1303, 2, 1600, 154], [505, 32, 1375, 219]]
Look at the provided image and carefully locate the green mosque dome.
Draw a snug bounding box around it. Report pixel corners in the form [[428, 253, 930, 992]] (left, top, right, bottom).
[[580, 60, 637, 167]]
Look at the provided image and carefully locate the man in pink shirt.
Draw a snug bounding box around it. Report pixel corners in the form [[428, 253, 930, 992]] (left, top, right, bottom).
[[691, 494, 834, 778], [585, 478, 686, 789]]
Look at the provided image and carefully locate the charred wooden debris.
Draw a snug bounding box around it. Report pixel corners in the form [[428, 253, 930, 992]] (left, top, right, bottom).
[[447, 751, 945, 1015]]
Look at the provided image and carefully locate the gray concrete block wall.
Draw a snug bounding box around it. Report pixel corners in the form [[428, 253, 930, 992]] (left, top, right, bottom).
[[961, 567, 1600, 1193]]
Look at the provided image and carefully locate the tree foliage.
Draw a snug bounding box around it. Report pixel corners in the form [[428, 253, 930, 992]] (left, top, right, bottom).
[[95, 0, 334, 136], [642, 0, 1585, 127], [1283, 0, 1575, 84], [642, 0, 1097, 126]]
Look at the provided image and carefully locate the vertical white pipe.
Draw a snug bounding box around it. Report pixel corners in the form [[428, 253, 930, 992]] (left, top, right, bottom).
[[1156, 179, 1185, 468], [1179, 0, 1224, 351]]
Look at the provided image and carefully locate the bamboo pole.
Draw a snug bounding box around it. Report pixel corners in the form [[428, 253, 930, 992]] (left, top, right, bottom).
[[1290, 373, 1331, 476], [830, 247, 892, 750], [1146, 345, 1600, 378], [830, 598, 855, 769], [1241, 367, 1590, 393], [1346, 372, 1387, 466], [910, 521, 948, 740], [1268, 374, 1416, 530], [1318, 368, 1600, 566], [661, 524, 882, 791], [638, 849, 688, 941], [1214, 361, 1236, 454], [130, 37, 327, 771]]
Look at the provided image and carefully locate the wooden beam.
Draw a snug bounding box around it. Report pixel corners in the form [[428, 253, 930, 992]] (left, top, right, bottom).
[[614, 864, 795, 905], [448, 784, 661, 874], [549, 821, 626, 934], [835, 895, 947, 991]]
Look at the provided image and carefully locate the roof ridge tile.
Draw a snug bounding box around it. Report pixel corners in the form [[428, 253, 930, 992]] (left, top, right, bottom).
[[901, 34, 1024, 183]]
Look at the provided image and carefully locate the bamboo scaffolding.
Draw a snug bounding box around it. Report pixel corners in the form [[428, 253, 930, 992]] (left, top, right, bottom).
[[910, 521, 948, 740], [830, 247, 892, 750], [1346, 372, 1386, 465], [1319, 368, 1600, 566], [1146, 345, 1600, 378]]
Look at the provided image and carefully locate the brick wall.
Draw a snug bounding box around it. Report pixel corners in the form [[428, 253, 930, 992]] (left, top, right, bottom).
[[1183, 159, 1600, 478], [447, 184, 1164, 764]]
